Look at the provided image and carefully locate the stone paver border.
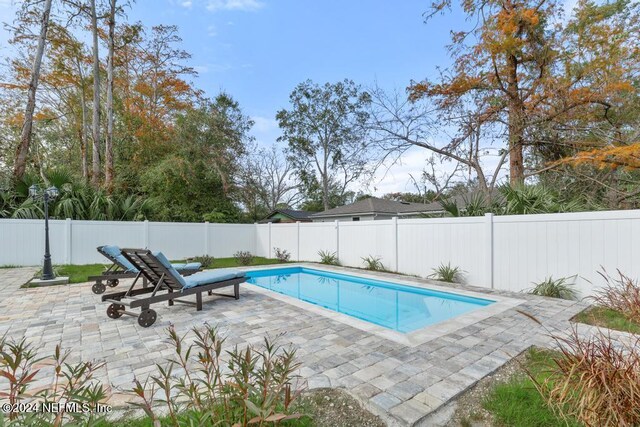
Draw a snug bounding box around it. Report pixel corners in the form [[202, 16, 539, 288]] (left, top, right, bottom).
[[241, 263, 525, 347]]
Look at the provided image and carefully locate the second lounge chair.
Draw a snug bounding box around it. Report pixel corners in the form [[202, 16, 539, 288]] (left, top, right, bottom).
[[89, 245, 202, 294], [101, 248, 244, 327]]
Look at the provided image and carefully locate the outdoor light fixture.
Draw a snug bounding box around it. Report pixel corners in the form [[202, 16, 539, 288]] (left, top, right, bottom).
[[29, 184, 59, 280]]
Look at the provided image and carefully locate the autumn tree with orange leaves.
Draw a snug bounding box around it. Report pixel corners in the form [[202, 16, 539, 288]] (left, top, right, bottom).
[[406, 0, 640, 185]]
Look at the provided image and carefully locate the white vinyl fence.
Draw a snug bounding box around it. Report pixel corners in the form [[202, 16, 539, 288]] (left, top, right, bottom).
[[2, 209, 639, 297], [0, 219, 256, 266]]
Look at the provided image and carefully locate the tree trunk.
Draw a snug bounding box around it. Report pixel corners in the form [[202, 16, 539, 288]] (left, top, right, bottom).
[[506, 53, 525, 185], [80, 91, 89, 182], [12, 0, 53, 181], [76, 59, 89, 181], [322, 148, 329, 211], [105, 0, 116, 190], [80, 89, 89, 181], [90, 0, 101, 188]]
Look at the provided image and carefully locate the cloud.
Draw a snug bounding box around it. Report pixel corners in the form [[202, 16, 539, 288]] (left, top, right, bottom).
[[207, 24, 217, 37], [179, 0, 193, 8], [370, 148, 428, 195], [194, 62, 250, 74], [193, 65, 210, 74], [206, 0, 264, 12]]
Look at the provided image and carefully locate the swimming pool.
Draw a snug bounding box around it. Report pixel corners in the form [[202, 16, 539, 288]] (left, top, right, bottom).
[[245, 267, 494, 333]]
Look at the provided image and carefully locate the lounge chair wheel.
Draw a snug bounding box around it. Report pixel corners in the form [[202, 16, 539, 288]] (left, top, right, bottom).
[[107, 279, 119, 287], [92, 283, 106, 294], [107, 303, 125, 319], [138, 309, 157, 327]]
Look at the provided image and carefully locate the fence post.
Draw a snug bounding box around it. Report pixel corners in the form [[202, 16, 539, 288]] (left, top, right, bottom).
[[296, 221, 301, 261], [254, 223, 258, 255], [485, 213, 494, 289], [65, 218, 72, 264], [143, 220, 149, 248], [268, 222, 272, 258], [335, 220, 340, 262], [204, 221, 209, 256], [392, 216, 398, 272]]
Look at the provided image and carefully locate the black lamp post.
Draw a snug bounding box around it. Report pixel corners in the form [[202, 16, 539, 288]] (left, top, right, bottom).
[[29, 184, 59, 280]]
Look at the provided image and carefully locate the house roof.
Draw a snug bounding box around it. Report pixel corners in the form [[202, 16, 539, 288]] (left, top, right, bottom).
[[310, 197, 445, 218], [259, 209, 315, 223]]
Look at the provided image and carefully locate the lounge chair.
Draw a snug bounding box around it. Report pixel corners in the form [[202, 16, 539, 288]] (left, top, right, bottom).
[[89, 245, 202, 294], [101, 248, 244, 327]]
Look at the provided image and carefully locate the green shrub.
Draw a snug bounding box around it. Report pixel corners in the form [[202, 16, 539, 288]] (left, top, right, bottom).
[[428, 262, 462, 283], [0, 325, 307, 426], [362, 255, 385, 271], [591, 268, 640, 323], [131, 325, 304, 426], [529, 276, 577, 300], [0, 336, 107, 426], [531, 326, 640, 427], [191, 255, 215, 268], [274, 247, 291, 263], [318, 250, 339, 265], [233, 251, 254, 266]]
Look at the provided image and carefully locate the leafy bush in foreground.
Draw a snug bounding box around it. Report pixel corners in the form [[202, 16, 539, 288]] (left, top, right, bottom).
[[0, 325, 306, 426], [519, 310, 640, 427], [591, 268, 640, 323], [131, 325, 305, 426], [0, 335, 107, 426], [536, 327, 640, 426]]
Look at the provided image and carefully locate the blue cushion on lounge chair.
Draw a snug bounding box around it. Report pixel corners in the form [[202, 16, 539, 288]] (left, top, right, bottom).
[[116, 255, 138, 272], [102, 245, 138, 272], [101, 246, 201, 275], [182, 262, 202, 270], [171, 262, 202, 271], [183, 269, 245, 289], [153, 251, 188, 288], [102, 245, 122, 259]]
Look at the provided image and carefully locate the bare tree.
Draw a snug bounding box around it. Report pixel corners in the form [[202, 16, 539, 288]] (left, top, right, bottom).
[[13, 0, 54, 181], [241, 145, 301, 212], [368, 86, 507, 193], [419, 154, 463, 199]]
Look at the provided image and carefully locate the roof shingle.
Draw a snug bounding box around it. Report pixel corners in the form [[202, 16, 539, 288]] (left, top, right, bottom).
[[310, 197, 444, 218]]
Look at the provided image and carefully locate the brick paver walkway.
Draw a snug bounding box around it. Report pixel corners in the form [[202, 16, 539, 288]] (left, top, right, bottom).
[[0, 264, 602, 426]]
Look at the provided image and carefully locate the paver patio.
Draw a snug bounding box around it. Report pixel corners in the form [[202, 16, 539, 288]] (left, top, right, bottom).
[[0, 264, 609, 426]]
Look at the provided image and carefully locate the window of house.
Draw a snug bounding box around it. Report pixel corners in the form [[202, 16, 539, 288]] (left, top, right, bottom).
[[352, 217, 360, 221]]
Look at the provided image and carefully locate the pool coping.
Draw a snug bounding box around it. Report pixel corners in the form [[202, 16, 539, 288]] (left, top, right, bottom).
[[236, 263, 525, 347]]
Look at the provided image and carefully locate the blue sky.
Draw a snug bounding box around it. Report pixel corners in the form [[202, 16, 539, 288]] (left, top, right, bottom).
[[140, 0, 464, 194], [0, 0, 470, 194]]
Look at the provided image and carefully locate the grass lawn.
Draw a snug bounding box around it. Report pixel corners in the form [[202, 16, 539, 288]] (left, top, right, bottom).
[[482, 348, 582, 427], [573, 306, 640, 334], [51, 257, 285, 284], [204, 256, 286, 269], [54, 264, 106, 283]]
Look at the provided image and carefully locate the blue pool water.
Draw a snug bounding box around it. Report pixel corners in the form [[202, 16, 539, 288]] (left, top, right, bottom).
[[245, 267, 494, 333]]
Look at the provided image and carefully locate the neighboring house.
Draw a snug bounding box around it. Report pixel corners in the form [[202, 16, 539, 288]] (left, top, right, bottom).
[[310, 197, 448, 222], [259, 209, 314, 224]]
